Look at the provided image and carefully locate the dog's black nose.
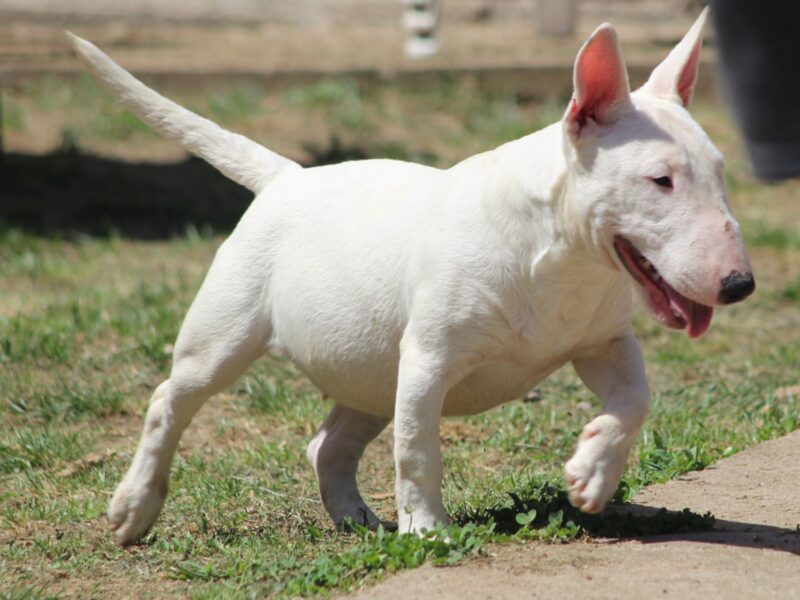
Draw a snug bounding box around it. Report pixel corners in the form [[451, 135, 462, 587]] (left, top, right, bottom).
[[718, 271, 755, 304]]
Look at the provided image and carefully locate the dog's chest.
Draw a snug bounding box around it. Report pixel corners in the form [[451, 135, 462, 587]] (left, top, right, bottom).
[[443, 357, 562, 415], [444, 321, 624, 417], [440, 280, 631, 416]]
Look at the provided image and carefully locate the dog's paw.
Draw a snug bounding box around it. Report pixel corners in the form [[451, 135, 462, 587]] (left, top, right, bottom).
[[398, 509, 451, 536], [108, 474, 167, 545], [333, 504, 385, 531], [564, 415, 632, 514]]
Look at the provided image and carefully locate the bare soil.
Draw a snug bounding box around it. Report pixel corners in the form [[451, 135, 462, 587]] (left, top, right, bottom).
[[349, 430, 800, 599]]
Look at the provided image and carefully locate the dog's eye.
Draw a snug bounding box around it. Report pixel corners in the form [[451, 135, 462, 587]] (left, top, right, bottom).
[[652, 176, 673, 189]]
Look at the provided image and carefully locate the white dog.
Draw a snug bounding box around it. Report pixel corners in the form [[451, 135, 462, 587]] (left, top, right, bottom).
[[68, 8, 754, 545]]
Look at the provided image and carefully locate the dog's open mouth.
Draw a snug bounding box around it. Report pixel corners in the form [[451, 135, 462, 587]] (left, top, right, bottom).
[[613, 236, 713, 338]]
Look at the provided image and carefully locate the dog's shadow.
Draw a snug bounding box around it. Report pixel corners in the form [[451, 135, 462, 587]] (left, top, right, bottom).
[[455, 489, 800, 556], [0, 139, 371, 238], [1, 148, 250, 238], [600, 503, 800, 556]]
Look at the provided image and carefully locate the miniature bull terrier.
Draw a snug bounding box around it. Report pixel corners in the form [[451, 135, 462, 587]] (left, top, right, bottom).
[[68, 7, 754, 545]]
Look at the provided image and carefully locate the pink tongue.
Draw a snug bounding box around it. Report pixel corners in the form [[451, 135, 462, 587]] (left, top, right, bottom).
[[664, 286, 714, 338], [689, 304, 713, 338]]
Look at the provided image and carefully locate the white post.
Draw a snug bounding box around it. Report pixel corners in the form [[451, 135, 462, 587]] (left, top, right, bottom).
[[403, 0, 442, 58]]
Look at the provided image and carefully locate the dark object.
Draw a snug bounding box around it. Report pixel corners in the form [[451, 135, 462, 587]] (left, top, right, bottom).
[[456, 481, 716, 539], [710, 1, 800, 181], [0, 150, 251, 238], [522, 388, 542, 403], [718, 271, 755, 304], [0, 89, 4, 165]]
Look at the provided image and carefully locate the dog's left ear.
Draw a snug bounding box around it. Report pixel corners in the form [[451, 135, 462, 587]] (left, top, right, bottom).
[[640, 8, 708, 108], [565, 23, 632, 139]]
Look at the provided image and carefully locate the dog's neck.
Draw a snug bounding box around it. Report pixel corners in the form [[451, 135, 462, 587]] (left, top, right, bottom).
[[474, 122, 621, 281], [445, 123, 632, 336]]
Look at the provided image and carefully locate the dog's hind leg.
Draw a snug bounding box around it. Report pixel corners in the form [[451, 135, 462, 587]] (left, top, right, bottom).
[[307, 405, 390, 529], [108, 241, 271, 545]]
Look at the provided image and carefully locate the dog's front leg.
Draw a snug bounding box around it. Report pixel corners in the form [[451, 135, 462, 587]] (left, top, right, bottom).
[[566, 333, 650, 513], [393, 347, 452, 535]]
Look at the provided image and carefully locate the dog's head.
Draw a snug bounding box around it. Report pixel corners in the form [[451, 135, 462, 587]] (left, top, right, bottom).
[[561, 8, 753, 337]]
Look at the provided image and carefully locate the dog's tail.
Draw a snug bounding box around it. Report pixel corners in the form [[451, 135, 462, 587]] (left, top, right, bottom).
[[66, 32, 300, 195]]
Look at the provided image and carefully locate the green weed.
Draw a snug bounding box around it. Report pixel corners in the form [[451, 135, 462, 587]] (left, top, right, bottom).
[[457, 473, 712, 542], [172, 522, 493, 596]]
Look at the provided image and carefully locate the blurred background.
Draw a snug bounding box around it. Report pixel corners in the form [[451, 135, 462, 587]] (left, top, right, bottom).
[[0, 0, 713, 237]]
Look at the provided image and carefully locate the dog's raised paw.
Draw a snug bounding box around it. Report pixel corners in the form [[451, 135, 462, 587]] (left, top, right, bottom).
[[564, 415, 632, 514], [108, 475, 167, 545]]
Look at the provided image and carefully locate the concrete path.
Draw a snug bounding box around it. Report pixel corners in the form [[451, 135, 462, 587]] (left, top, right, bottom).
[[349, 430, 800, 599]]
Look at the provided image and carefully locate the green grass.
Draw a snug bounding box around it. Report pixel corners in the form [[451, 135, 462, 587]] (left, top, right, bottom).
[[92, 108, 155, 140], [1, 221, 796, 597], [0, 587, 61, 600], [0, 428, 86, 474], [206, 84, 264, 122], [284, 79, 362, 108], [21, 74, 103, 113], [169, 522, 494, 596], [743, 219, 800, 250], [283, 78, 373, 132], [2, 79, 800, 597], [780, 275, 800, 301], [2, 95, 25, 132], [5, 74, 571, 168], [5, 377, 125, 423]]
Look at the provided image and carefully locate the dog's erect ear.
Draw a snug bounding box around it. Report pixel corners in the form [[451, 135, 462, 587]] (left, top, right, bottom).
[[640, 8, 708, 107], [564, 23, 632, 139]]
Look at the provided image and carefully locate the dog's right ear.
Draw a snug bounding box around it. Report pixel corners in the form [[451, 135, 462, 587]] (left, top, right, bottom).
[[638, 8, 707, 108], [564, 23, 632, 140]]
